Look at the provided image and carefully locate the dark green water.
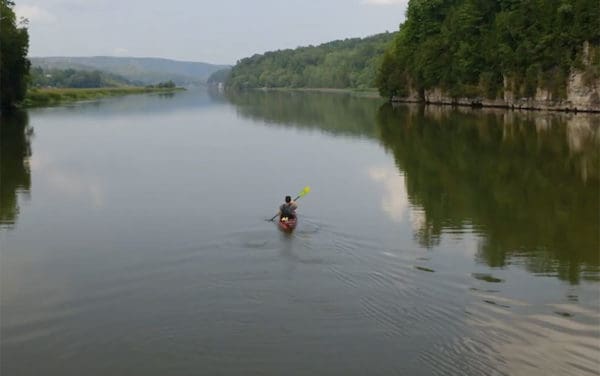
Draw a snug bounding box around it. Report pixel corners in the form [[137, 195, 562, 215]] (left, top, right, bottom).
[[1, 90, 599, 375]]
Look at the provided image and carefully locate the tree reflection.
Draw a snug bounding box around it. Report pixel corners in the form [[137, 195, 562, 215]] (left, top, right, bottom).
[[0, 111, 33, 228], [376, 104, 599, 283], [225, 91, 599, 283], [225, 90, 381, 138]]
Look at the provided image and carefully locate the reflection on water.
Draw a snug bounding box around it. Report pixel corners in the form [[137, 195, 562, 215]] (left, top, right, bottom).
[[2, 90, 599, 376], [228, 91, 600, 284], [0, 111, 33, 227], [377, 104, 599, 284], [226, 90, 381, 138]]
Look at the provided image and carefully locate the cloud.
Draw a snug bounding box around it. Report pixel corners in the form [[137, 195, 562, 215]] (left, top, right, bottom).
[[368, 166, 409, 222], [14, 4, 57, 23], [29, 154, 105, 209]]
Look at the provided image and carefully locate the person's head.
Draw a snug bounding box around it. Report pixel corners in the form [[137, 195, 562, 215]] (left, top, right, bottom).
[[285, 195, 292, 203]]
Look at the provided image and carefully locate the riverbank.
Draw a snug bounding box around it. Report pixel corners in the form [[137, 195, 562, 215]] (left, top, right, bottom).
[[234, 86, 600, 113], [256, 87, 382, 99], [23, 87, 186, 108], [390, 95, 600, 114], [390, 69, 600, 113]]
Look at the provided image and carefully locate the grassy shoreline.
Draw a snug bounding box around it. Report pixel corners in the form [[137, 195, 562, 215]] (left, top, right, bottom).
[[23, 86, 186, 108]]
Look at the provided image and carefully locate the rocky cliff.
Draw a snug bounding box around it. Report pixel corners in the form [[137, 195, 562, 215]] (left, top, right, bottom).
[[392, 43, 600, 113]]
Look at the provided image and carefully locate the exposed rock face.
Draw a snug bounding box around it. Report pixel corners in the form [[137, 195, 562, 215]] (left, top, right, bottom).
[[392, 43, 600, 113], [393, 74, 600, 112], [568, 71, 600, 110]]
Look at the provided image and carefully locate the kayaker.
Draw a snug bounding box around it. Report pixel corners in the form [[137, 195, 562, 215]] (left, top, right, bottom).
[[278, 195, 298, 220]]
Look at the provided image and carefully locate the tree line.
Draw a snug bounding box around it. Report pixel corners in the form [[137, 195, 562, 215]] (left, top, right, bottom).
[[29, 67, 136, 88], [4, 0, 599, 108], [30, 66, 178, 89], [376, 0, 600, 99], [224, 0, 598, 99], [226, 33, 395, 90]]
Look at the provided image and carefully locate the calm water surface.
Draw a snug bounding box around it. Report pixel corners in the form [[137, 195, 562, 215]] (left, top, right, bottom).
[[1, 90, 599, 376]]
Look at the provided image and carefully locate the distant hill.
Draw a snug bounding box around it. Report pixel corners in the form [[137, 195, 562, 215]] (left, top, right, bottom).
[[30, 56, 230, 86], [30, 66, 135, 88]]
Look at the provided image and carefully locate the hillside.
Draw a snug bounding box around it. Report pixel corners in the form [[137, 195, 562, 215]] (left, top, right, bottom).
[[226, 33, 395, 90], [29, 66, 135, 88], [377, 0, 600, 111], [30, 56, 230, 86]]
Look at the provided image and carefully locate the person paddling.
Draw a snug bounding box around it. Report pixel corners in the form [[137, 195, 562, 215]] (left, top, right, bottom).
[[278, 195, 298, 221], [267, 187, 309, 223]]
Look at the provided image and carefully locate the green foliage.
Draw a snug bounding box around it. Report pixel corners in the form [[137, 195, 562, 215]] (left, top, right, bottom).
[[29, 67, 135, 88], [30, 67, 180, 90], [207, 68, 231, 84], [377, 0, 600, 99], [146, 80, 176, 88], [0, 0, 31, 110], [227, 33, 395, 90]]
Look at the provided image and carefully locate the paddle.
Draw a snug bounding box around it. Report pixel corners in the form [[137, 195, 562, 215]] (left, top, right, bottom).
[[268, 186, 311, 222]]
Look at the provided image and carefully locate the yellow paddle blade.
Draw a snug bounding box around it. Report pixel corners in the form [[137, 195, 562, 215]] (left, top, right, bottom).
[[298, 186, 311, 197]]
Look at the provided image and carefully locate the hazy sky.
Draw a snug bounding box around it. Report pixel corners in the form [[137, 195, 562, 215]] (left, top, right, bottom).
[[15, 0, 408, 65]]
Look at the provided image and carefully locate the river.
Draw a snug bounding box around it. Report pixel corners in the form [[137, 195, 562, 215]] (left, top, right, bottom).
[[1, 89, 598, 375]]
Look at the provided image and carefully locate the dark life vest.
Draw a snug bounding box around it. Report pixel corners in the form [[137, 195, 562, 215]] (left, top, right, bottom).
[[280, 203, 296, 217]]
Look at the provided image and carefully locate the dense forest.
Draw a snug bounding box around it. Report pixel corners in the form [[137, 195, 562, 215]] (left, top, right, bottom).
[[227, 33, 395, 90], [0, 0, 30, 110], [377, 0, 600, 100]]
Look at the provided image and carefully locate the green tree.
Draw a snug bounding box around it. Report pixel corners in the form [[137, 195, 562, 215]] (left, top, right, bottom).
[[377, 0, 600, 100], [227, 33, 395, 90], [0, 0, 30, 110]]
